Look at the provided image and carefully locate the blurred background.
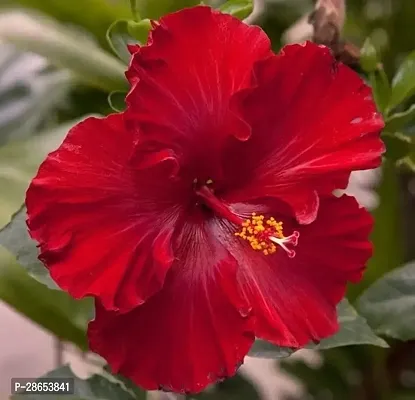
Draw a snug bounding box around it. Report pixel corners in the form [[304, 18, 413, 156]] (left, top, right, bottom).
[[0, 0, 415, 399]]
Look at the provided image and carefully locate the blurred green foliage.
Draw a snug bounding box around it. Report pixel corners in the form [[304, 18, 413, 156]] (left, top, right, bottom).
[[4, 0, 131, 51]]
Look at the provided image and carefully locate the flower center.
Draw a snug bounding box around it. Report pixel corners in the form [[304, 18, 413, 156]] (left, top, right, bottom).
[[194, 183, 299, 257], [194, 183, 243, 225], [234, 213, 299, 257]]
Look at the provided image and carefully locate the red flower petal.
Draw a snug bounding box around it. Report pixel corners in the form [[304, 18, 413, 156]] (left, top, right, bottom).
[[223, 42, 384, 223], [88, 218, 254, 393], [228, 195, 373, 347], [26, 114, 184, 312], [125, 5, 271, 181]]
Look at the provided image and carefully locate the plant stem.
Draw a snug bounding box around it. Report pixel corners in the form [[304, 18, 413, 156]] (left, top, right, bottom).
[[129, 0, 140, 21]]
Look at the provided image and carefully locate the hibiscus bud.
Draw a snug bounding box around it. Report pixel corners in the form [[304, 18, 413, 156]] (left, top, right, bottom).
[[310, 0, 346, 41], [284, 0, 360, 67], [284, 0, 345, 45]]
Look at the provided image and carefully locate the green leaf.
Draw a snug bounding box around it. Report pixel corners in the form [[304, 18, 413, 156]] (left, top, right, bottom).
[[127, 19, 152, 45], [11, 365, 145, 399], [369, 68, 391, 114], [309, 299, 388, 350], [248, 341, 295, 359], [383, 133, 412, 161], [103, 366, 147, 400], [106, 20, 137, 64], [389, 50, 415, 111], [385, 104, 415, 133], [108, 91, 127, 112], [0, 206, 57, 289], [357, 261, 415, 341], [382, 132, 412, 162], [249, 300, 387, 357], [0, 257, 91, 350], [219, 0, 253, 19], [360, 38, 379, 73], [0, 10, 127, 92]]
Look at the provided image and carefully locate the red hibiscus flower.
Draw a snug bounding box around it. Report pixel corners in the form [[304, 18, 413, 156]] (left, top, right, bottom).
[[25, 5, 384, 394]]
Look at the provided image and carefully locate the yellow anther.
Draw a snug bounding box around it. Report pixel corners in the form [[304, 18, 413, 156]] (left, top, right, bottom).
[[234, 212, 299, 257]]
